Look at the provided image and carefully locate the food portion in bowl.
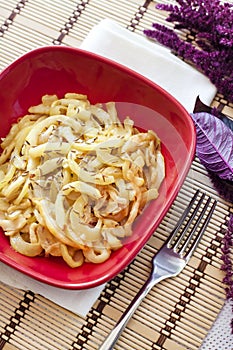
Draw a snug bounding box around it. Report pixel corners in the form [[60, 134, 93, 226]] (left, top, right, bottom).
[[0, 92, 165, 268], [0, 46, 195, 288]]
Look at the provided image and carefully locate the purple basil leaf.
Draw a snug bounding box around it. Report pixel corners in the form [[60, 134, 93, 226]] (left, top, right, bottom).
[[193, 96, 233, 132], [191, 112, 233, 181]]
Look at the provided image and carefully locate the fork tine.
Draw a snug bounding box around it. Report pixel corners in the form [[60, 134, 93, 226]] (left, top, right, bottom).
[[179, 196, 211, 255], [172, 192, 206, 251], [167, 190, 200, 246], [167, 189, 202, 247], [183, 198, 217, 260]]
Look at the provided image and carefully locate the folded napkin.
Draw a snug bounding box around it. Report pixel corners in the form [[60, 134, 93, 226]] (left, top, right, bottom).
[[80, 19, 217, 112], [0, 263, 103, 316], [0, 19, 217, 317]]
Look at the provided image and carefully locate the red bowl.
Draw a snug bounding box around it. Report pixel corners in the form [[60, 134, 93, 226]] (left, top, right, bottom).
[[0, 46, 196, 289]]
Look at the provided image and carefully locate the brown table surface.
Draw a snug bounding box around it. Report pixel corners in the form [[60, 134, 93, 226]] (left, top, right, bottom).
[[0, 1, 232, 349]]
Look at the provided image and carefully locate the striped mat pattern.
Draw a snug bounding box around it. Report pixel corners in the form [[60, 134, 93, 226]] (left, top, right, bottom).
[[0, 1, 232, 349]]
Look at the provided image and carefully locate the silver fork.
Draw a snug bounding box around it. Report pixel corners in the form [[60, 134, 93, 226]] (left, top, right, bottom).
[[99, 190, 216, 350]]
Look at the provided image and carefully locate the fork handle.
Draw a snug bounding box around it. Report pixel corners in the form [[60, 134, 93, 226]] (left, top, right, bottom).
[[99, 273, 165, 350]]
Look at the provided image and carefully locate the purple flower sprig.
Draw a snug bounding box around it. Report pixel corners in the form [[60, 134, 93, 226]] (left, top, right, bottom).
[[221, 216, 233, 298], [221, 214, 233, 334], [144, 0, 233, 103]]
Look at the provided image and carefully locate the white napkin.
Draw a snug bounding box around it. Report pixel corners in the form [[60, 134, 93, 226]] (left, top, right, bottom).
[[0, 18, 217, 317], [80, 18, 217, 112], [0, 263, 103, 316]]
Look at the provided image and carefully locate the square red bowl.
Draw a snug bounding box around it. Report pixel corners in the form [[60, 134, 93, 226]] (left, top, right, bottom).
[[0, 46, 196, 289]]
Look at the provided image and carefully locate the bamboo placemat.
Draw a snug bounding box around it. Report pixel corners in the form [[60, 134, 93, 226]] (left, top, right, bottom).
[[0, 1, 232, 349]]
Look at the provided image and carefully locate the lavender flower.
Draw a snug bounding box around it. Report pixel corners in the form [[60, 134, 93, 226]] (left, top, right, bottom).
[[144, 0, 233, 103], [221, 215, 233, 315]]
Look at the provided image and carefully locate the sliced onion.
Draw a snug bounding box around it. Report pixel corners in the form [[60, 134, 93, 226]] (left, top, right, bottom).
[[60, 244, 84, 268], [10, 233, 43, 257], [83, 246, 110, 264]]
